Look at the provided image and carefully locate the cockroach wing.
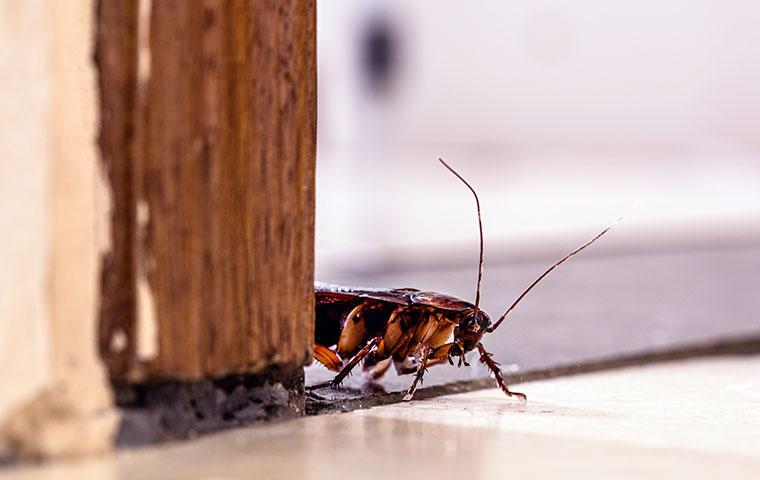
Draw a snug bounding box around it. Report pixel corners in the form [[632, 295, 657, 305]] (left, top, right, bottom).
[[315, 282, 475, 311], [409, 291, 475, 312], [314, 282, 417, 306], [358, 289, 419, 305], [314, 290, 361, 305]]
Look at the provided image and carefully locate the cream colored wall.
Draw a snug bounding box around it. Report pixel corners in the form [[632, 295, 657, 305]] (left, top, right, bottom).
[[0, 0, 52, 419], [0, 0, 117, 459]]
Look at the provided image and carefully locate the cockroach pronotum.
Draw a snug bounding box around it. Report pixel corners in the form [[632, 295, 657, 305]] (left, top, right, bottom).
[[309, 158, 630, 401]]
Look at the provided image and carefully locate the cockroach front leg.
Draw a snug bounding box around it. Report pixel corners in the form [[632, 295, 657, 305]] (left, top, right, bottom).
[[307, 336, 384, 391], [445, 342, 470, 368], [476, 343, 527, 401], [403, 344, 432, 401]]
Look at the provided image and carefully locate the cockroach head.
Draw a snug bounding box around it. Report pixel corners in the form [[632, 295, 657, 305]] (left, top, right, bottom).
[[454, 309, 491, 353]]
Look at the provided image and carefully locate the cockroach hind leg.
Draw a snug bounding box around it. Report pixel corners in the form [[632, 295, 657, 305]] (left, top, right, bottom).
[[305, 379, 337, 391], [403, 344, 432, 401], [312, 344, 343, 372], [308, 336, 383, 392]]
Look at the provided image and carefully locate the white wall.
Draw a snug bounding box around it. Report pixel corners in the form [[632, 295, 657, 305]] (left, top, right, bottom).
[[0, 0, 52, 419], [319, 0, 760, 148], [316, 1, 760, 276]]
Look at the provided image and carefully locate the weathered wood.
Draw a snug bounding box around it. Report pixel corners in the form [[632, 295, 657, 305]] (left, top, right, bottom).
[[96, 0, 139, 379], [98, 0, 316, 382]]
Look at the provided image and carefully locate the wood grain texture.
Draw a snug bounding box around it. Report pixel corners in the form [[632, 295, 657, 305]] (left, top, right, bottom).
[[97, 0, 316, 381], [96, 0, 139, 378]]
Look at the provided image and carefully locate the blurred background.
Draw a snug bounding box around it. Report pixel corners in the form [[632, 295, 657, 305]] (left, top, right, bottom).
[[1, 0, 758, 469], [310, 0, 760, 385]]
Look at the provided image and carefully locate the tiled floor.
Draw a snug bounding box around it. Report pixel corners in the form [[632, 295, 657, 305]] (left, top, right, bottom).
[[4, 355, 759, 479]]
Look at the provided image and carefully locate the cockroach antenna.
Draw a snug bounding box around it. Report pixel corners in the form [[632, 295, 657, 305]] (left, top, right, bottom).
[[487, 200, 642, 333], [438, 158, 485, 320]]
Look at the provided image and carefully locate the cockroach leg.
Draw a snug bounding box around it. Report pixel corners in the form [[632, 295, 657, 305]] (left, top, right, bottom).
[[444, 342, 469, 368], [307, 336, 384, 391], [458, 349, 470, 368], [476, 343, 526, 401], [313, 344, 342, 372], [403, 344, 432, 401]]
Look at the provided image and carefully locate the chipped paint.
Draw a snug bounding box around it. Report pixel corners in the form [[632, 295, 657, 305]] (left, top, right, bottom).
[[137, 0, 152, 85], [136, 275, 158, 361], [135, 199, 157, 361], [136, 198, 150, 229], [110, 328, 128, 354]]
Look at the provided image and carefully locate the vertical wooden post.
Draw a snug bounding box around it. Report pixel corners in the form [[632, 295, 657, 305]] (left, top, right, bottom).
[[96, 0, 139, 380], [98, 1, 316, 383]]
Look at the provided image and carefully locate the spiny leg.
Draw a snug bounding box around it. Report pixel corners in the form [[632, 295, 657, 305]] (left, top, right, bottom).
[[403, 344, 432, 401], [476, 343, 526, 401], [307, 336, 383, 391]]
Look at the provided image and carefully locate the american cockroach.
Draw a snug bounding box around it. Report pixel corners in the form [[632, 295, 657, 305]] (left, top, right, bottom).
[[309, 158, 628, 401]]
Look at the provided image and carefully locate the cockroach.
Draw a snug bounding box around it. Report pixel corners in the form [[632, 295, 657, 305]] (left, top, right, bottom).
[[309, 158, 629, 401]]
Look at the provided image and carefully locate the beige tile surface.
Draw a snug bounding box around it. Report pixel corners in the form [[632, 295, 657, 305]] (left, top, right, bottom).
[[3, 356, 759, 479], [358, 355, 760, 457]]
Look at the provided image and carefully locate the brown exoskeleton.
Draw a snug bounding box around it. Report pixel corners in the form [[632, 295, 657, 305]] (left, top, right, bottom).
[[309, 159, 628, 401]]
